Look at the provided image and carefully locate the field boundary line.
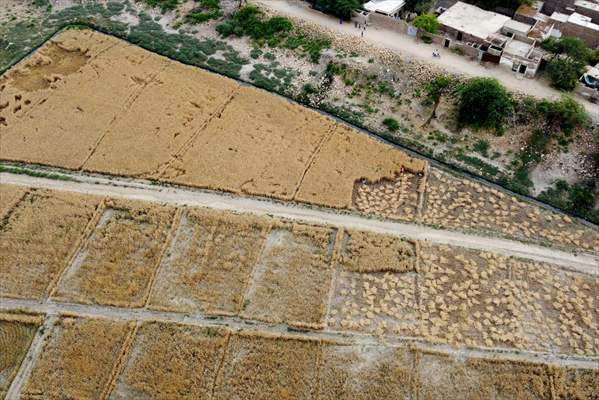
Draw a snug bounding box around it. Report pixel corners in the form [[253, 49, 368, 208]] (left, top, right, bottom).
[[0, 187, 29, 223], [209, 330, 231, 399], [78, 60, 168, 171], [155, 85, 241, 178], [46, 197, 107, 300], [237, 223, 271, 315], [291, 123, 336, 200], [100, 321, 140, 400], [323, 227, 344, 330], [413, 348, 422, 400], [5, 315, 58, 400], [2, 297, 598, 370], [416, 164, 430, 223], [142, 207, 183, 308]]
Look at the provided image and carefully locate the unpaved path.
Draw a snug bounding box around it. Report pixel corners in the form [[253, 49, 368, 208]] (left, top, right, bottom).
[[4, 315, 58, 400], [253, 0, 599, 117], [1, 297, 597, 369], [2, 172, 597, 274]]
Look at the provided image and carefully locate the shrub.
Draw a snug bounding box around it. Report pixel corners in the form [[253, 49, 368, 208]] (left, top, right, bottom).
[[313, 0, 361, 20], [546, 58, 582, 91], [413, 14, 439, 34], [420, 35, 432, 44], [457, 78, 513, 131], [473, 139, 490, 157], [538, 180, 598, 222], [537, 96, 587, 134], [383, 117, 400, 132], [303, 83, 318, 94], [139, 0, 179, 12]]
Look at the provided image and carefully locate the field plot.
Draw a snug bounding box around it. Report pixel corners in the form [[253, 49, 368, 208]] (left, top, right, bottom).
[[148, 208, 268, 315], [0, 29, 169, 169], [0, 313, 41, 398], [317, 343, 414, 400], [0, 184, 27, 218], [0, 187, 100, 299], [422, 170, 599, 252], [241, 223, 336, 328], [163, 85, 336, 199], [295, 125, 427, 210], [353, 170, 424, 222], [328, 230, 419, 336], [83, 62, 239, 176], [553, 367, 599, 400], [110, 322, 228, 399], [416, 351, 552, 400], [21, 316, 131, 400], [418, 243, 599, 355], [212, 332, 320, 400], [53, 199, 175, 308]]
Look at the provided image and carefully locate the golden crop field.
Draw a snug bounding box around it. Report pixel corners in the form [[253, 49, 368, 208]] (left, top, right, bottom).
[[111, 322, 228, 399], [148, 208, 268, 315], [52, 199, 175, 308], [21, 316, 132, 399], [0, 313, 41, 398], [0, 188, 100, 299], [0, 184, 27, 218]]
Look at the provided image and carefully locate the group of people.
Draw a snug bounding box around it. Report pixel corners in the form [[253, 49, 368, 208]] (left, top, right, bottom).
[[353, 21, 367, 37], [432, 48, 441, 58]]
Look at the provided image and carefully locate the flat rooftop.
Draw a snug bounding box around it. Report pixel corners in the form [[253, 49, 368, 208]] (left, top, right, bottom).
[[438, 1, 511, 40], [568, 12, 599, 30], [363, 0, 406, 15], [504, 19, 532, 34], [575, 0, 599, 12], [504, 38, 533, 58]]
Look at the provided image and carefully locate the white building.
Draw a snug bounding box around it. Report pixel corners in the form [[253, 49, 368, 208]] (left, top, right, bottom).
[[437, 2, 511, 43], [362, 0, 406, 17]]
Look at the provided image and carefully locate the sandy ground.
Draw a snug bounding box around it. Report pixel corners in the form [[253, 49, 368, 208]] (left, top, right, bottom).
[[254, 0, 599, 118], [2, 172, 597, 274]]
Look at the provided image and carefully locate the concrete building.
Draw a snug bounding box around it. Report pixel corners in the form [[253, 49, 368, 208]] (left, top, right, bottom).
[[499, 35, 544, 77], [362, 0, 406, 17], [437, 1, 511, 44], [574, 0, 599, 23], [557, 12, 599, 47]]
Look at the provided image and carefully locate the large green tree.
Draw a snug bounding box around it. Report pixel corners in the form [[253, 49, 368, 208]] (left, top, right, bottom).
[[542, 37, 595, 91], [457, 78, 513, 131], [412, 14, 439, 34]]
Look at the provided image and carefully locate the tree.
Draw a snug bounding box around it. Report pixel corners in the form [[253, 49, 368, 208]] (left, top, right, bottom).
[[313, 0, 361, 20], [546, 58, 581, 91], [412, 14, 439, 34], [537, 95, 587, 134], [457, 78, 513, 131]]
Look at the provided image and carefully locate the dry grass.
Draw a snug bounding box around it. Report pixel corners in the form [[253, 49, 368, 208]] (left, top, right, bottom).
[[0, 184, 28, 218], [295, 124, 427, 209], [553, 366, 599, 400], [163, 85, 336, 199], [21, 316, 131, 399], [0, 313, 41, 398], [241, 223, 336, 328], [148, 208, 268, 315], [110, 321, 228, 399], [317, 343, 415, 399], [422, 170, 599, 252], [416, 351, 551, 400], [212, 332, 320, 400], [0, 188, 100, 299], [53, 199, 175, 308]]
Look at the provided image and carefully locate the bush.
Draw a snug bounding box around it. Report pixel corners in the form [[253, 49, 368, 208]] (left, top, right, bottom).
[[413, 14, 439, 34], [546, 58, 582, 91], [313, 0, 361, 20], [538, 180, 598, 222], [537, 96, 587, 134], [420, 35, 432, 44], [473, 139, 490, 157], [457, 78, 513, 131], [139, 0, 178, 12], [383, 117, 400, 132]]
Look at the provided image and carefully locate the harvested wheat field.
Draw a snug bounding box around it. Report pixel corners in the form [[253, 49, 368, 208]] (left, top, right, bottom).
[[52, 199, 175, 308], [0, 313, 41, 398], [21, 316, 132, 400], [0, 187, 100, 299], [240, 223, 337, 328], [0, 184, 28, 218], [148, 208, 268, 315]]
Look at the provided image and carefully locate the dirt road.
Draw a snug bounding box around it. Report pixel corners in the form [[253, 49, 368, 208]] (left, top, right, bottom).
[[1, 297, 597, 369], [2, 172, 597, 274], [253, 0, 599, 117]]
